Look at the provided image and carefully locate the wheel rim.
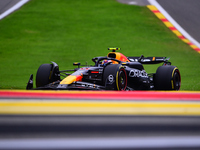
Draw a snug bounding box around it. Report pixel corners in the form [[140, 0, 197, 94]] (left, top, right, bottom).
[[173, 70, 181, 90], [118, 69, 127, 90]]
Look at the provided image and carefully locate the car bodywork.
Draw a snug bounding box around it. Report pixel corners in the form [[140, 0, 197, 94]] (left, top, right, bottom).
[[26, 48, 181, 91]]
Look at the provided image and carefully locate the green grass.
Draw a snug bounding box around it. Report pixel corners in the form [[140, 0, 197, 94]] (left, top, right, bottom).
[[0, 0, 199, 90]]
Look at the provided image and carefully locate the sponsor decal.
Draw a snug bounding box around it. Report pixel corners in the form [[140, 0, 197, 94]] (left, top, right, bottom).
[[81, 83, 98, 89], [129, 69, 148, 78], [129, 58, 151, 62], [129, 58, 138, 62], [156, 59, 164, 61], [142, 59, 151, 62]]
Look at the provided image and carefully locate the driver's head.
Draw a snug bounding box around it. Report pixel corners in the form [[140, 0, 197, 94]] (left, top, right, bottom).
[[102, 60, 111, 65]]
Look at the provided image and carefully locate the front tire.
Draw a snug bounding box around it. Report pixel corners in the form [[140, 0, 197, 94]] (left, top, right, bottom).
[[36, 64, 53, 88], [103, 64, 127, 90], [154, 65, 181, 90]]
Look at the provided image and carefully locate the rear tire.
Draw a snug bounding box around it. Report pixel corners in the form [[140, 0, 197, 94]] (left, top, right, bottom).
[[36, 64, 53, 88], [154, 65, 181, 90], [103, 64, 127, 90]]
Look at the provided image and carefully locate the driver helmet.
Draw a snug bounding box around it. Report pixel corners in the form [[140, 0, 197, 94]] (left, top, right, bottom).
[[102, 60, 112, 66]]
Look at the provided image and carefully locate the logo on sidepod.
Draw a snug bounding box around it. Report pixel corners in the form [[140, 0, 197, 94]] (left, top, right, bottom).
[[129, 69, 148, 78]]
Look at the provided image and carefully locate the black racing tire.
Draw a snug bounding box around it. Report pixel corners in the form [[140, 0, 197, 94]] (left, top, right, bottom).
[[103, 64, 127, 90], [36, 64, 53, 88], [154, 65, 181, 90]]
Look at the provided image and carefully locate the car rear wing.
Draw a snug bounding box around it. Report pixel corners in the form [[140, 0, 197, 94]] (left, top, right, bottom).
[[127, 56, 170, 64]]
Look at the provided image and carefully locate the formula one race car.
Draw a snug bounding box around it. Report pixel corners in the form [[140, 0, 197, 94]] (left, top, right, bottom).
[[26, 48, 181, 90]]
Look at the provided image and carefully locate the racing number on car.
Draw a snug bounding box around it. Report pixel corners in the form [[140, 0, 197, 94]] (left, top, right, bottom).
[[108, 75, 114, 83]]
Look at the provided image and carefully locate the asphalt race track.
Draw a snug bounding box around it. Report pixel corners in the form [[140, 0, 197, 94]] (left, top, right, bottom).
[[0, 90, 200, 150], [156, 0, 200, 44], [0, 0, 20, 15]]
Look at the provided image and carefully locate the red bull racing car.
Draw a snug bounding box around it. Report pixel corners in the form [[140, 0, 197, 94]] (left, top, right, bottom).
[[26, 48, 181, 90]]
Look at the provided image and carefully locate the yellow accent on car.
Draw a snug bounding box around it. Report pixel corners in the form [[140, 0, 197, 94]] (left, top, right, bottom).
[[60, 76, 77, 84], [171, 67, 177, 89], [116, 66, 124, 91], [73, 62, 80, 66], [171, 80, 174, 89], [172, 67, 177, 78], [107, 52, 130, 62], [108, 48, 120, 51], [49, 71, 52, 80]]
